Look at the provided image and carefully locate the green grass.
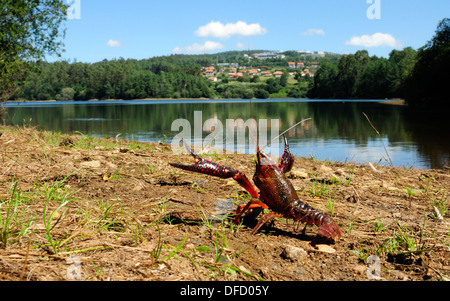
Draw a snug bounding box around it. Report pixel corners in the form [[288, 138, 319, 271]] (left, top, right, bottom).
[[42, 195, 72, 254], [378, 219, 431, 261], [372, 219, 385, 233], [0, 182, 22, 248]]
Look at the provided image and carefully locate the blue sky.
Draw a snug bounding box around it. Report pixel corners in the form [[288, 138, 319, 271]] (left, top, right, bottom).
[[55, 0, 450, 63]]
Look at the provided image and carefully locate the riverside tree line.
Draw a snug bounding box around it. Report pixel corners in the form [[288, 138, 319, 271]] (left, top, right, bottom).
[[18, 58, 216, 100]]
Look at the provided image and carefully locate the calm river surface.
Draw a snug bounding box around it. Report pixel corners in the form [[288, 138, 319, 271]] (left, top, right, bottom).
[[4, 99, 450, 169]]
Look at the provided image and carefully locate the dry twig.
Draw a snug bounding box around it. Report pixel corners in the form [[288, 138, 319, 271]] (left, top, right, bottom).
[[363, 112, 393, 167]]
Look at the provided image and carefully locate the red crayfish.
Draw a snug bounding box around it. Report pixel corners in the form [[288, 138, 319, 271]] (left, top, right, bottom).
[[169, 117, 341, 241]]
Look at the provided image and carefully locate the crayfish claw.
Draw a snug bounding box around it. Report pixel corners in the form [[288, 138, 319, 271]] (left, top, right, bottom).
[[317, 216, 341, 241], [278, 134, 294, 174], [169, 142, 260, 198]]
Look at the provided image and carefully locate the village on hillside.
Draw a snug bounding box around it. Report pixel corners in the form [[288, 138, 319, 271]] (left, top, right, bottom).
[[201, 51, 323, 83]]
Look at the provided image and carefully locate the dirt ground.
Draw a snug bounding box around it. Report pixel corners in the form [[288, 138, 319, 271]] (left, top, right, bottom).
[[0, 125, 449, 282]]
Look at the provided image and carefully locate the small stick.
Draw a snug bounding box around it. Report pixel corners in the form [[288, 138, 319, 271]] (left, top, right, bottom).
[[362, 112, 393, 167], [19, 238, 32, 281]]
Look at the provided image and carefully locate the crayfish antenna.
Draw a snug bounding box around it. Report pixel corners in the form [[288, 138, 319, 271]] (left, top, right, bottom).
[[249, 99, 263, 165], [249, 100, 259, 154], [260, 118, 312, 153]]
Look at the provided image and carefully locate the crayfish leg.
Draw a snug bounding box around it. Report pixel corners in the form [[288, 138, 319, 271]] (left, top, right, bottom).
[[233, 199, 268, 224], [250, 212, 279, 235], [295, 222, 308, 236]]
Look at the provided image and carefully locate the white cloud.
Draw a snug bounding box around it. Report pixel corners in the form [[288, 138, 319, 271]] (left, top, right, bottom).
[[173, 41, 225, 54], [345, 33, 402, 48], [302, 28, 325, 36], [194, 21, 267, 39], [234, 42, 254, 51], [236, 42, 245, 49], [107, 40, 122, 47]]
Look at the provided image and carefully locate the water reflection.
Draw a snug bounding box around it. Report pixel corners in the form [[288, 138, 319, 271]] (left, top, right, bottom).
[[4, 99, 450, 169]]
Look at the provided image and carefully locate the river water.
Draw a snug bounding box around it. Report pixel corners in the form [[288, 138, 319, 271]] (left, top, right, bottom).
[[4, 99, 450, 169]]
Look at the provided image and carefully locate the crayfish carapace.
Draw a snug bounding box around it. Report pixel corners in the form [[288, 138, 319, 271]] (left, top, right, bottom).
[[169, 117, 341, 241]]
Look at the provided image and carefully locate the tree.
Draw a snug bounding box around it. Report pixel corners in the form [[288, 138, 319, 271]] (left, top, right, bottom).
[[254, 88, 269, 99], [0, 0, 67, 102], [388, 47, 416, 96], [279, 72, 288, 87], [250, 75, 261, 83], [335, 50, 369, 98], [405, 18, 450, 109], [308, 62, 338, 98], [357, 58, 392, 98], [60, 87, 75, 100], [265, 78, 281, 94]]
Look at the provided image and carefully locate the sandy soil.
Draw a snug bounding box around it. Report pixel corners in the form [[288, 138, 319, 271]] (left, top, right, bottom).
[[0, 125, 448, 282]]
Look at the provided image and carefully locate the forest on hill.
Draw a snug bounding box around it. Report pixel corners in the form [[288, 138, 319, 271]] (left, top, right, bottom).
[[14, 51, 337, 101], [11, 48, 410, 101], [307, 48, 416, 99]]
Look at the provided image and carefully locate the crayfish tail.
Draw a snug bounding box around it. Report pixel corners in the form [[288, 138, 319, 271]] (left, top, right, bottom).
[[317, 215, 341, 241], [292, 200, 341, 241]]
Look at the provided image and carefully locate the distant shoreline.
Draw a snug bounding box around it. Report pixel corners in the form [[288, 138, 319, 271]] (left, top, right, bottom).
[[5, 97, 214, 103], [4, 98, 406, 105]]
